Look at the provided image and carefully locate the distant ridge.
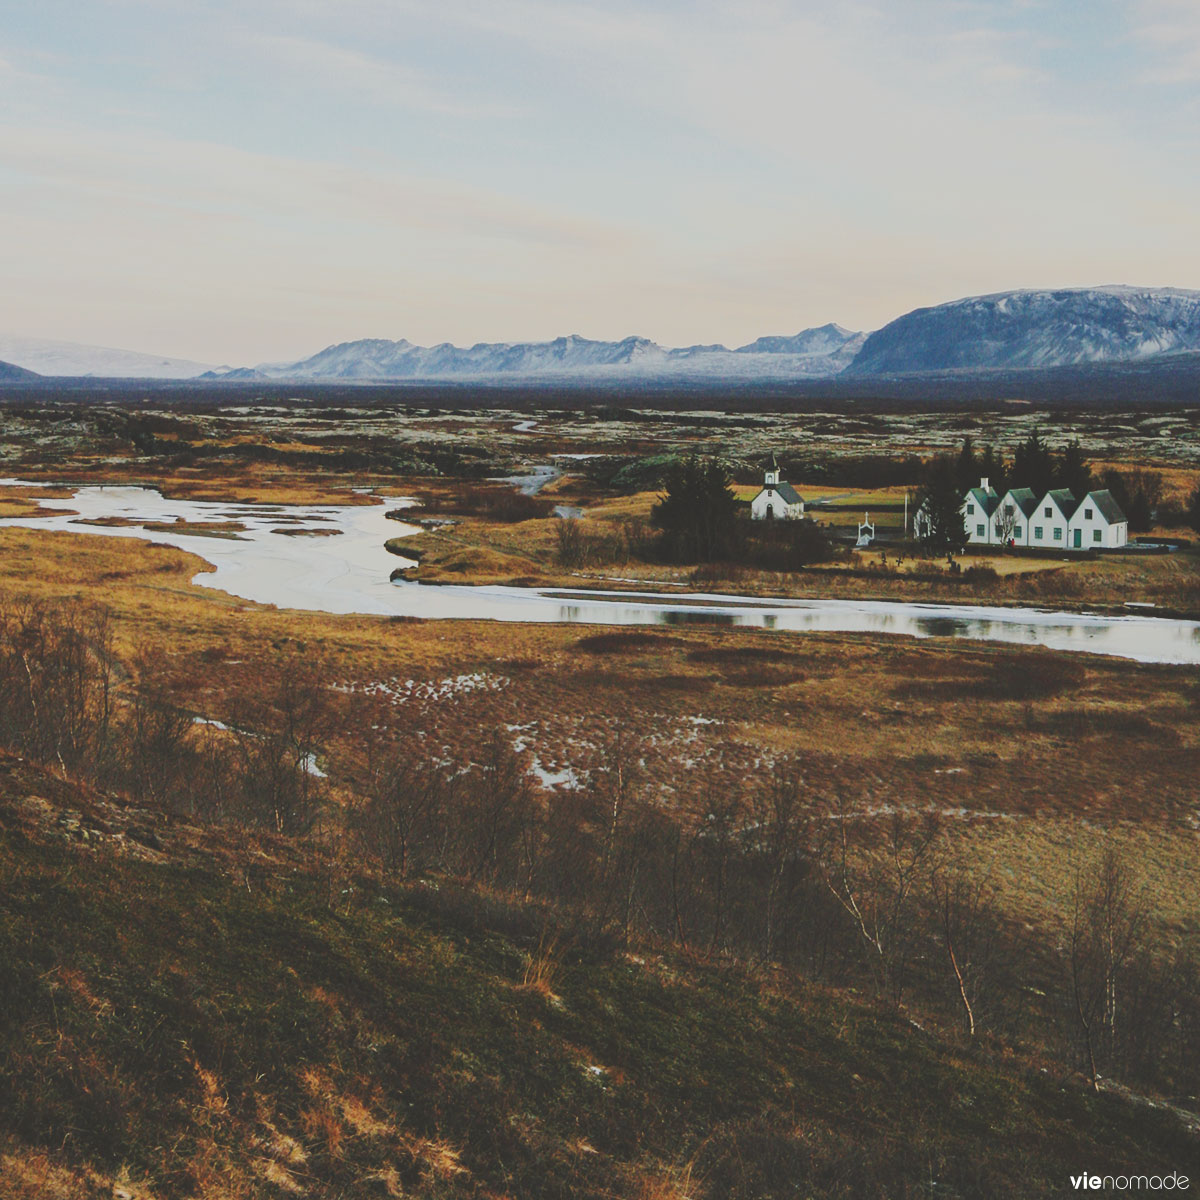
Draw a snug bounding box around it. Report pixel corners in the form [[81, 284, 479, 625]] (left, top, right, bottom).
[[210, 326, 866, 383], [846, 286, 1200, 375], [6, 286, 1200, 384], [0, 359, 40, 382]]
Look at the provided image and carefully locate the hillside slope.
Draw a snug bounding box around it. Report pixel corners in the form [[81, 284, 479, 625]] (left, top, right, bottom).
[[0, 753, 1195, 1199], [0, 359, 40, 382], [847, 286, 1200, 375], [0, 335, 216, 380]]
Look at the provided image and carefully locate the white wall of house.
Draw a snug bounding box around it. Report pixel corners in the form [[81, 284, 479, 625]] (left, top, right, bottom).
[[1067, 496, 1128, 550], [1027, 496, 1072, 549], [992, 491, 1035, 547], [962, 490, 996, 545]]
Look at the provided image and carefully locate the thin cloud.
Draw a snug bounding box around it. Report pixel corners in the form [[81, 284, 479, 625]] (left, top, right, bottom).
[[1134, 0, 1200, 83], [0, 122, 638, 252], [237, 31, 522, 119]]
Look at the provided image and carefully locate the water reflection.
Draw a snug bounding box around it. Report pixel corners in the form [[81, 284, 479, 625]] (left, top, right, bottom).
[[659, 610, 739, 626]]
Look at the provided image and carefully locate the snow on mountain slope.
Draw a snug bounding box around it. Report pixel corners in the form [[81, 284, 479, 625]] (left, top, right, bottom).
[[243, 327, 861, 382], [0, 335, 217, 379], [845, 286, 1200, 375]]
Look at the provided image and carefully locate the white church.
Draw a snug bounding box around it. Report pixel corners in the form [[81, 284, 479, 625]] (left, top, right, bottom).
[[750, 454, 805, 521]]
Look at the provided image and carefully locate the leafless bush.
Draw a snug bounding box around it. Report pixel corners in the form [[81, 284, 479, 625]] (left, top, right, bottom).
[[0, 601, 117, 775], [555, 516, 651, 567], [228, 659, 332, 834], [422, 486, 554, 522], [353, 733, 453, 878]]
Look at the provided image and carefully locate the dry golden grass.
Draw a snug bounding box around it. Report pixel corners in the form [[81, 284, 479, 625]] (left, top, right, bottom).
[[2, 494, 1198, 945]]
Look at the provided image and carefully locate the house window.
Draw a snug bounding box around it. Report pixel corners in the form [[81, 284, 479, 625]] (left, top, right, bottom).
[[1085, 508, 1093, 519], [1044, 506, 1052, 517], [1053, 527, 1062, 540], [1014, 526, 1022, 538], [1093, 529, 1101, 542], [967, 503, 975, 515], [976, 524, 985, 536], [1034, 526, 1043, 540]]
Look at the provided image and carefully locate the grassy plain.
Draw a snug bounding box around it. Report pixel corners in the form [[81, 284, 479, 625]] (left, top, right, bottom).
[[1, 402, 1199, 1193]]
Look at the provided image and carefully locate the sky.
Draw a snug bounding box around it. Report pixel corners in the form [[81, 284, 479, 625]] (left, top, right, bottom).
[[1, 0, 1199, 365]]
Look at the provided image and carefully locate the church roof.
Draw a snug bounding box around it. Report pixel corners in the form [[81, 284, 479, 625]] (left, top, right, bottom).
[[768, 482, 803, 506]]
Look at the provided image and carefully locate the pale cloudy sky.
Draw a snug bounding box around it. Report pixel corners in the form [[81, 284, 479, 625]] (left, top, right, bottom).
[[1, 0, 1198, 363]]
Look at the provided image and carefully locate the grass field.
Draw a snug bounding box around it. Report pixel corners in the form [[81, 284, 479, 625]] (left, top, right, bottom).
[[2, 404, 1199, 1194]]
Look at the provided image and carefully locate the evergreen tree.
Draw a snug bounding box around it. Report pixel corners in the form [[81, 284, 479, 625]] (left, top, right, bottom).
[[953, 436, 978, 492], [650, 457, 737, 562], [915, 457, 967, 554], [977, 444, 1008, 495], [1012, 430, 1055, 497], [1055, 438, 1092, 498]]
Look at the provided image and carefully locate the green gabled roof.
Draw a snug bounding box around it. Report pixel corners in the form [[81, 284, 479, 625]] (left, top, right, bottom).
[[1081, 489, 1126, 524], [966, 488, 999, 516], [1042, 489, 1076, 520], [774, 482, 803, 506], [1004, 488, 1038, 517]]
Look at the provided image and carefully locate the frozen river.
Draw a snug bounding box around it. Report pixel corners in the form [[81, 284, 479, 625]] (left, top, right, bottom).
[[2, 482, 1199, 664]]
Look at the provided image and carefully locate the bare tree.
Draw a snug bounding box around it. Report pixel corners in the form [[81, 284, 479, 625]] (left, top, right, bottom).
[[122, 653, 195, 810], [992, 503, 1018, 546], [746, 758, 809, 962], [1067, 848, 1146, 1091], [461, 729, 537, 888], [0, 601, 117, 775], [929, 850, 998, 1037], [231, 659, 331, 834], [355, 733, 449, 878], [819, 812, 940, 1005]]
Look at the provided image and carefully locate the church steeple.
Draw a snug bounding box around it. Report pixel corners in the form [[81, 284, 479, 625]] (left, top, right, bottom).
[[764, 453, 780, 487]]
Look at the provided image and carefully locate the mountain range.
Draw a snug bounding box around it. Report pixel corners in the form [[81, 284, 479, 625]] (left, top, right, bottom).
[[4, 287, 1200, 384]]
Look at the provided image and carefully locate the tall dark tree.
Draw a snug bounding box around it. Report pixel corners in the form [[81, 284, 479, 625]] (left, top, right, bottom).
[[953, 436, 978, 492], [914, 456, 968, 554], [977, 444, 1007, 495], [650, 457, 737, 562], [1055, 438, 1092, 498], [1012, 430, 1055, 497], [1100, 468, 1161, 534]]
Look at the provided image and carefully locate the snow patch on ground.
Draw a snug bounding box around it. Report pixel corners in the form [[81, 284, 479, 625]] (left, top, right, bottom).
[[338, 673, 510, 704]]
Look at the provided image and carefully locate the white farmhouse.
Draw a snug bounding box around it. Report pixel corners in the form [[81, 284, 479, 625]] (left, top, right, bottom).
[[750, 455, 804, 521], [1067, 490, 1128, 550], [1028, 489, 1076, 549], [992, 488, 1038, 547], [962, 478, 1000, 545]]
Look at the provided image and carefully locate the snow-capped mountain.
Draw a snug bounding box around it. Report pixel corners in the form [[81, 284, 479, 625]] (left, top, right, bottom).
[[735, 323, 862, 358], [845, 286, 1200, 375], [229, 326, 864, 383], [0, 335, 219, 380], [8, 286, 1200, 385]]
